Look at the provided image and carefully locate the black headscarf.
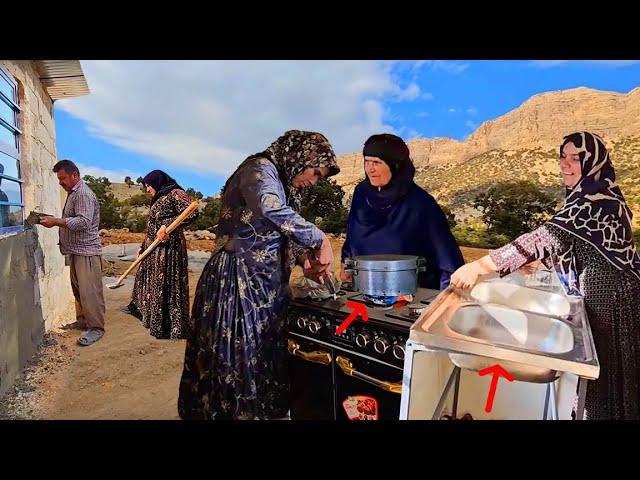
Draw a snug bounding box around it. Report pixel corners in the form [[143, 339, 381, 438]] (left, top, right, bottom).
[[142, 170, 183, 206], [360, 133, 416, 211], [548, 131, 640, 287]]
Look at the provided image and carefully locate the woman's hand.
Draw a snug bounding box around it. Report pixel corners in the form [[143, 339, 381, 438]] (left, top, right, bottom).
[[450, 255, 499, 290], [520, 260, 541, 275], [303, 255, 331, 284], [450, 262, 484, 290], [136, 247, 143, 258], [314, 236, 334, 268], [339, 263, 352, 282], [156, 225, 169, 242]]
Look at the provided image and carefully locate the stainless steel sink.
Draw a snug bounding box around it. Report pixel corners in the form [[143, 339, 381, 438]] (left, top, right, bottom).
[[470, 282, 571, 317], [447, 303, 574, 382], [449, 303, 574, 354], [448, 353, 561, 383], [409, 273, 600, 382]]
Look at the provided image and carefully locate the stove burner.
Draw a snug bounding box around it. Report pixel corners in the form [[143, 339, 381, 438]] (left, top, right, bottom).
[[407, 303, 427, 316], [370, 304, 393, 311], [349, 294, 401, 310], [363, 294, 397, 307]]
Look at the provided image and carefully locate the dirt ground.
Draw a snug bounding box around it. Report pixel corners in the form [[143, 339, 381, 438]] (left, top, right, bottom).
[[100, 229, 214, 253], [0, 234, 486, 420]]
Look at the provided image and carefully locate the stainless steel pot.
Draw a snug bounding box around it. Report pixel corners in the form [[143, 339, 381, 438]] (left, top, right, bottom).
[[344, 254, 426, 297]]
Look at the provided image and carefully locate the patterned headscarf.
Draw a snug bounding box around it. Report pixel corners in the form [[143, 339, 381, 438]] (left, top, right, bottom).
[[261, 130, 339, 213], [241, 130, 339, 270], [548, 131, 640, 290]]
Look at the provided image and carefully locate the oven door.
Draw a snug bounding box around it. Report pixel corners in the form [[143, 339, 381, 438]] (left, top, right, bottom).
[[334, 353, 403, 420], [288, 335, 336, 420]]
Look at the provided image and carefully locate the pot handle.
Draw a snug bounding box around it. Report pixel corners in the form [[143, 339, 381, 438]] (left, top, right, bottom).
[[344, 258, 357, 275], [417, 257, 426, 273]]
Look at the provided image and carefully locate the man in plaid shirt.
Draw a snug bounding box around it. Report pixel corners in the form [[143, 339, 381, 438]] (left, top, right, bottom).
[[40, 160, 105, 346]]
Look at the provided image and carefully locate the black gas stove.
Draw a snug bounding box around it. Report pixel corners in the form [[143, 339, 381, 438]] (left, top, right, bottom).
[[287, 285, 440, 420]]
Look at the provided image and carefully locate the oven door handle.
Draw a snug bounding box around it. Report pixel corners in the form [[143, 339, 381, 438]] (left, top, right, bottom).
[[288, 339, 332, 365], [336, 356, 403, 394]]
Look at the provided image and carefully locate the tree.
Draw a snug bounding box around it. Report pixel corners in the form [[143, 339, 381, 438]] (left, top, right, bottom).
[[136, 176, 144, 185], [473, 180, 558, 240], [300, 179, 349, 234], [124, 176, 134, 188], [126, 193, 151, 207], [189, 196, 220, 231], [186, 187, 204, 200], [441, 204, 457, 229], [83, 176, 123, 229], [120, 206, 148, 233]]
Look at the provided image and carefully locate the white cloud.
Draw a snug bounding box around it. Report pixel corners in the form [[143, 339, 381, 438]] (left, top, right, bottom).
[[466, 120, 478, 130], [466, 106, 478, 116], [416, 112, 429, 118], [429, 61, 470, 74], [57, 61, 401, 177], [75, 163, 141, 183], [402, 60, 470, 75], [421, 92, 434, 100], [448, 108, 458, 113], [396, 126, 421, 139], [394, 82, 421, 101]]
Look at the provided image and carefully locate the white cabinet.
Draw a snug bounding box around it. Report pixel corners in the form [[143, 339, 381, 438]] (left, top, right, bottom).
[[400, 340, 580, 420]]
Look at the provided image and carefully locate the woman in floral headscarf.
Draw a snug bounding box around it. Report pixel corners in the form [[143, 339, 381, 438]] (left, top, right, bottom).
[[178, 130, 340, 420], [451, 132, 640, 420]]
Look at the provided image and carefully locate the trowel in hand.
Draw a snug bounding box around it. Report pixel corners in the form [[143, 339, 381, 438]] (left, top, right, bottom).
[[25, 211, 53, 229]]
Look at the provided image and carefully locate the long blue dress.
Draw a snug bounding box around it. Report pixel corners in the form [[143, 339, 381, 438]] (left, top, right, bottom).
[[178, 157, 325, 419]]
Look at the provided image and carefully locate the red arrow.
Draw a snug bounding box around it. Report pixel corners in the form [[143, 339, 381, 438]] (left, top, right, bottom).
[[478, 364, 515, 413], [335, 301, 369, 335]]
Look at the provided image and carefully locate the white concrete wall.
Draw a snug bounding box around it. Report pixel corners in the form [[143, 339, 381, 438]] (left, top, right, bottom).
[[0, 60, 74, 396]]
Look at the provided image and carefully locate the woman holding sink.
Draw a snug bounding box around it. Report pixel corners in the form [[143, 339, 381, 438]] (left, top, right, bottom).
[[451, 131, 640, 420]]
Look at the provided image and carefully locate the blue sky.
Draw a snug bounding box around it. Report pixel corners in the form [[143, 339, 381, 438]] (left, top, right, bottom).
[[54, 60, 640, 197]]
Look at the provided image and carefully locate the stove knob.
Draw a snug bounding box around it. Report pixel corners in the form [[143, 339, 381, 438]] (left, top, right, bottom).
[[308, 319, 322, 334], [296, 316, 309, 329], [355, 332, 372, 348], [392, 343, 405, 361], [374, 336, 391, 354]]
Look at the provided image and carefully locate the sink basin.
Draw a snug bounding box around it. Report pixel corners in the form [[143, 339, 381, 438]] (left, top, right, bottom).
[[447, 303, 574, 383], [448, 353, 561, 383], [470, 282, 571, 317], [409, 279, 600, 383], [448, 304, 574, 354]]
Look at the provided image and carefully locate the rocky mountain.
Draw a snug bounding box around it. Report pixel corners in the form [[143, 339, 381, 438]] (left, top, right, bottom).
[[333, 87, 640, 228]]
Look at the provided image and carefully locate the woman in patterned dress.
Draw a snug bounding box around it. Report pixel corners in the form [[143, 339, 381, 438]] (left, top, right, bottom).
[[451, 131, 640, 420], [178, 130, 339, 420], [127, 170, 197, 339]]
